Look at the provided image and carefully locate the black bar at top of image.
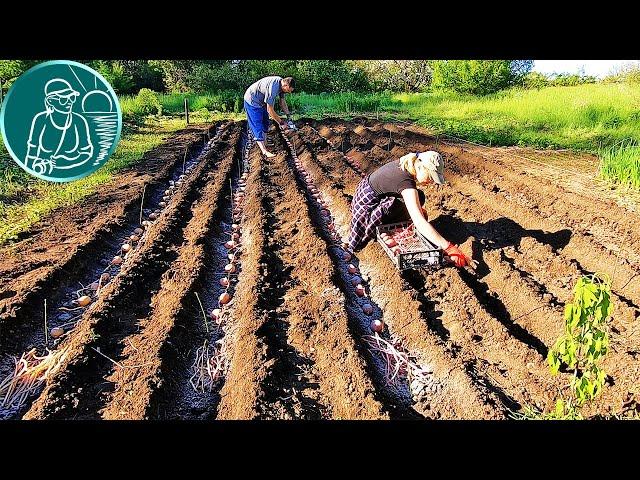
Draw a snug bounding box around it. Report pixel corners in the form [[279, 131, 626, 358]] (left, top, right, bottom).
[[3, 13, 638, 60]]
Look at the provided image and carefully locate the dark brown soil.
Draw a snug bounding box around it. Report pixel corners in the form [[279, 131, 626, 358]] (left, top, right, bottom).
[[2, 117, 638, 420]]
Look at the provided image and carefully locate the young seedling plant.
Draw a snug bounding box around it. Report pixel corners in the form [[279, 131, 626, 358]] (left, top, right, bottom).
[[513, 273, 613, 420]]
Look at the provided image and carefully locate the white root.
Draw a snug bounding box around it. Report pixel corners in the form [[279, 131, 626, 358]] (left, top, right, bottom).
[[362, 333, 438, 396], [189, 340, 229, 393], [0, 347, 69, 412]]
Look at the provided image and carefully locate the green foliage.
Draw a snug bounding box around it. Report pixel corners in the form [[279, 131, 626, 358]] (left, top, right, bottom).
[[551, 73, 597, 87], [510, 398, 583, 420], [431, 60, 533, 95], [94, 60, 135, 94], [187, 62, 246, 92], [295, 60, 369, 93], [353, 60, 432, 92], [182, 60, 369, 94], [522, 72, 550, 90], [548, 274, 612, 406], [604, 62, 640, 84], [148, 60, 196, 93], [513, 273, 614, 420], [523, 72, 597, 89], [116, 61, 164, 92], [0, 60, 40, 87], [134, 88, 162, 116]]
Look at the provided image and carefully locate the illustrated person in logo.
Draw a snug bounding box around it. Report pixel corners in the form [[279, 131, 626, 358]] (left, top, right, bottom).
[[243, 76, 295, 158], [25, 78, 94, 175]]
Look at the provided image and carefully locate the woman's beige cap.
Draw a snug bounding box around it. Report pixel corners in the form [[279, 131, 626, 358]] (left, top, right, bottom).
[[417, 151, 445, 184]]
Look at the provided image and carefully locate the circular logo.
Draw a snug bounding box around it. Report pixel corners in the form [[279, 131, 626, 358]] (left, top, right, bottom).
[[0, 60, 122, 182]]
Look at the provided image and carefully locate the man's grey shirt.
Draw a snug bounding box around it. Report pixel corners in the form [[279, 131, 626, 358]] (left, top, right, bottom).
[[244, 76, 282, 108]]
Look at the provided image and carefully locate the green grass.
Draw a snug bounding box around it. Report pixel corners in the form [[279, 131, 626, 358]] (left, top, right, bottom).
[[599, 140, 640, 189], [119, 84, 640, 154], [286, 92, 402, 115], [289, 84, 640, 152], [120, 91, 247, 119], [0, 117, 195, 246], [3, 82, 638, 245], [285, 84, 640, 189]]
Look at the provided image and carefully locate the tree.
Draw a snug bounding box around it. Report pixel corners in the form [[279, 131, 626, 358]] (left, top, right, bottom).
[[431, 60, 533, 95], [0, 60, 40, 87], [92, 60, 135, 94], [148, 60, 199, 92], [295, 60, 369, 93], [354, 60, 432, 92]]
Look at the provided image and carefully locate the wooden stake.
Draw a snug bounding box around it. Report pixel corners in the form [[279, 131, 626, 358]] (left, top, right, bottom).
[[139, 184, 146, 225], [44, 299, 48, 345], [195, 292, 208, 334], [183, 148, 188, 174], [184, 98, 190, 125]]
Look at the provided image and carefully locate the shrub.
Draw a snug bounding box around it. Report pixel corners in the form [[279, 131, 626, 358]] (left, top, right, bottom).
[[134, 88, 162, 115]]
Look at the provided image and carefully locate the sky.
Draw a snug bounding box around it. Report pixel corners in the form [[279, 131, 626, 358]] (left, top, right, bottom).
[[533, 60, 639, 78]]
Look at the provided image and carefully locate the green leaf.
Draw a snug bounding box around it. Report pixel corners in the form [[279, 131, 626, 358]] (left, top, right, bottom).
[[582, 285, 598, 308], [570, 307, 582, 331], [595, 338, 602, 353], [557, 339, 566, 354], [564, 303, 574, 322], [555, 398, 564, 416], [548, 353, 560, 375], [587, 380, 596, 398], [594, 306, 603, 323]]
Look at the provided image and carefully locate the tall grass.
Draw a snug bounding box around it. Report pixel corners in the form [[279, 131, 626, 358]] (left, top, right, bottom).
[[292, 83, 640, 151], [599, 140, 640, 189], [118, 83, 640, 153], [120, 91, 244, 118], [288, 84, 640, 188], [287, 92, 402, 115]]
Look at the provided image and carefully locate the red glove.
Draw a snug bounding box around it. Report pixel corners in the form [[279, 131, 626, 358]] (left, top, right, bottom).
[[444, 241, 469, 268]]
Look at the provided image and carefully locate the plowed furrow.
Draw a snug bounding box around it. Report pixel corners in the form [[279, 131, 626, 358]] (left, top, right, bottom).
[[316, 120, 640, 307], [296, 124, 589, 413], [289, 127, 503, 418], [316, 117, 640, 269], [216, 145, 277, 419], [251, 151, 328, 419], [99, 124, 242, 419], [0, 125, 216, 331], [22, 124, 235, 419], [307, 119, 640, 416]]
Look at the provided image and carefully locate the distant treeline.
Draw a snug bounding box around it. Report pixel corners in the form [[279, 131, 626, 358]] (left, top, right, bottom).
[[2, 60, 639, 97]]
